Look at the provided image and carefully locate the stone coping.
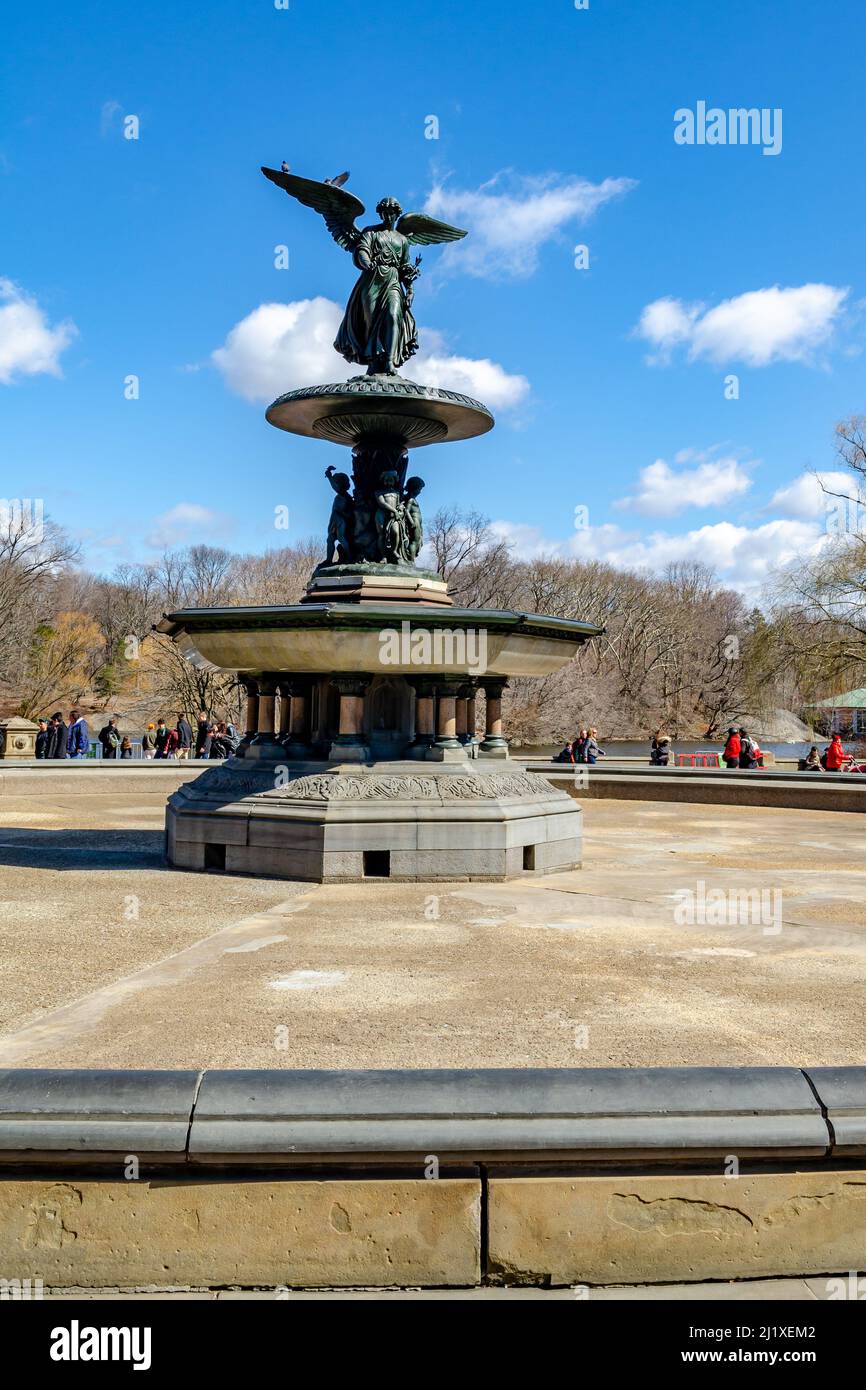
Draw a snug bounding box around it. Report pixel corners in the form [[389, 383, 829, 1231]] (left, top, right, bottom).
[[0, 1067, 862, 1167], [155, 602, 603, 642], [532, 761, 866, 784], [533, 764, 866, 812]]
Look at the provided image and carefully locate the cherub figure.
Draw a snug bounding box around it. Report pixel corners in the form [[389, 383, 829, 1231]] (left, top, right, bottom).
[[403, 476, 425, 563], [324, 465, 354, 564], [374, 469, 404, 564]]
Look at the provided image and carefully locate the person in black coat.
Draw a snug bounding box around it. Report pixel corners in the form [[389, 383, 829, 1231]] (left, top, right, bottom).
[[153, 719, 172, 758], [98, 717, 121, 760], [35, 720, 51, 758], [195, 710, 211, 758], [175, 712, 193, 759], [48, 713, 68, 759]]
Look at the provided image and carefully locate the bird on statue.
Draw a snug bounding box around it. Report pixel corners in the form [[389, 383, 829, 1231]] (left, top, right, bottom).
[[324, 170, 350, 187], [281, 160, 290, 173]]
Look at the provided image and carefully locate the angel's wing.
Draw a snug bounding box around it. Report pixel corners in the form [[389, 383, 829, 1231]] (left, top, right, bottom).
[[395, 212, 468, 246], [261, 167, 365, 250]]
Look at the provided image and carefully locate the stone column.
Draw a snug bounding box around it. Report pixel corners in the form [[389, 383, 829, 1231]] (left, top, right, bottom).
[[479, 679, 509, 758], [427, 679, 467, 761], [465, 683, 479, 750], [284, 678, 313, 760], [406, 678, 436, 759], [328, 675, 372, 762], [457, 682, 476, 746], [235, 676, 259, 756], [455, 690, 468, 741], [277, 681, 292, 739], [248, 675, 284, 759]]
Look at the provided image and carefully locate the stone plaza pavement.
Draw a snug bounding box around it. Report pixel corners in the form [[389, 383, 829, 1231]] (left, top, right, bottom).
[[0, 789, 864, 1068]]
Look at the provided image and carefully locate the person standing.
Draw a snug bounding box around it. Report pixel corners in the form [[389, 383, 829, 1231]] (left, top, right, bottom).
[[175, 712, 193, 760], [66, 710, 90, 759], [738, 728, 758, 769], [48, 713, 67, 759], [585, 728, 604, 765], [824, 733, 848, 771], [35, 719, 50, 758], [141, 724, 156, 759], [723, 727, 741, 770], [195, 710, 210, 758], [652, 731, 672, 766], [120, 736, 133, 759], [98, 716, 121, 760], [153, 718, 172, 759], [574, 728, 588, 763]]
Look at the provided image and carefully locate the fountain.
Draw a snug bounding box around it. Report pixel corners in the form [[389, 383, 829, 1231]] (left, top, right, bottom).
[[156, 166, 602, 881]]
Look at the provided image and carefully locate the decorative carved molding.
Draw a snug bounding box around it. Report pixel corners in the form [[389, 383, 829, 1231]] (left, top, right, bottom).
[[313, 412, 446, 446], [191, 766, 272, 797], [265, 770, 551, 802], [273, 378, 492, 415]]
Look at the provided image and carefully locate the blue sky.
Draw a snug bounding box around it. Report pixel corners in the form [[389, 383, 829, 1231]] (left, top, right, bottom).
[[2, 0, 865, 596]]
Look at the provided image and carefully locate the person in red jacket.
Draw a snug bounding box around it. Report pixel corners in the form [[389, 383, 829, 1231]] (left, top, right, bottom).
[[824, 734, 848, 771], [723, 727, 741, 769]]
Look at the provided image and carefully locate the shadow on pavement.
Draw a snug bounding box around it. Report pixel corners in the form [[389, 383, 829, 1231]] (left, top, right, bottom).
[[0, 828, 165, 870]]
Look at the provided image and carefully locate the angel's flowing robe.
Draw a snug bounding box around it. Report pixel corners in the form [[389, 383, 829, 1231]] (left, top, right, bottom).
[[334, 227, 419, 371]]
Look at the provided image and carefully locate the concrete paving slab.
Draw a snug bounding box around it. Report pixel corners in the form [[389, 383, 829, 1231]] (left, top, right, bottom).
[[0, 794, 863, 1068]]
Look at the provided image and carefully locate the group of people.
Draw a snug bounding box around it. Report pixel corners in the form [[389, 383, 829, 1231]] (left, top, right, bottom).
[[721, 727, 852, 772], [140, 713, 240, 760], [552, 725, 851, 774], [140, 714, 194, 760], [194, 712, 241, 760], [34, 711, 92, 759], [555, 727, 605, 764], [722, 727, 765, 770], [33, 709, 242, 761], [799, 734, 851, 772]]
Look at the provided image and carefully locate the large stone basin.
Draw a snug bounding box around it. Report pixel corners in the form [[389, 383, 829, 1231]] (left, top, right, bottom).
[[155, 603, 599, 678]]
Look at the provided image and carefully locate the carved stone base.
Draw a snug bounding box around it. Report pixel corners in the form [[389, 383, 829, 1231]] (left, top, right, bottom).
[[303, 564, 452, 607], [165, 758, 581, 883]]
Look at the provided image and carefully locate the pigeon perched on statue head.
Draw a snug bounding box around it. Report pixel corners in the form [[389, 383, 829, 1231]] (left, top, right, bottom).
[[324, 170, 350, 187]]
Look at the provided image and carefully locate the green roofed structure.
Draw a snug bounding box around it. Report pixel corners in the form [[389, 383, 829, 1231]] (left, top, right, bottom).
[[811, 689, 866, 737]]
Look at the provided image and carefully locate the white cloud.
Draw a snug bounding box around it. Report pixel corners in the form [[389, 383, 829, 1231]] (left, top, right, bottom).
[[145, 503, 234, 549], [211, 297, 529, 410], [636, 284, 848, 366], [424, 170, 636, 279], [616, 453, 752, 516], [0, 279, 77, 385], [768, 470, 859, 520], [414, 330, 529, 409], [578, 518, 824, 587], [490, 515, 827, 599]]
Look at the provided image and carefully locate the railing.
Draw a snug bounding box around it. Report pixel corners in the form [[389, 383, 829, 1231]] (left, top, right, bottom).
[[676, 751, 723, 768]]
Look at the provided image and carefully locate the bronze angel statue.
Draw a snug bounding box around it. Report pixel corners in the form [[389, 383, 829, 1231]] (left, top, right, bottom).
[[262, 167, 467, 376]]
